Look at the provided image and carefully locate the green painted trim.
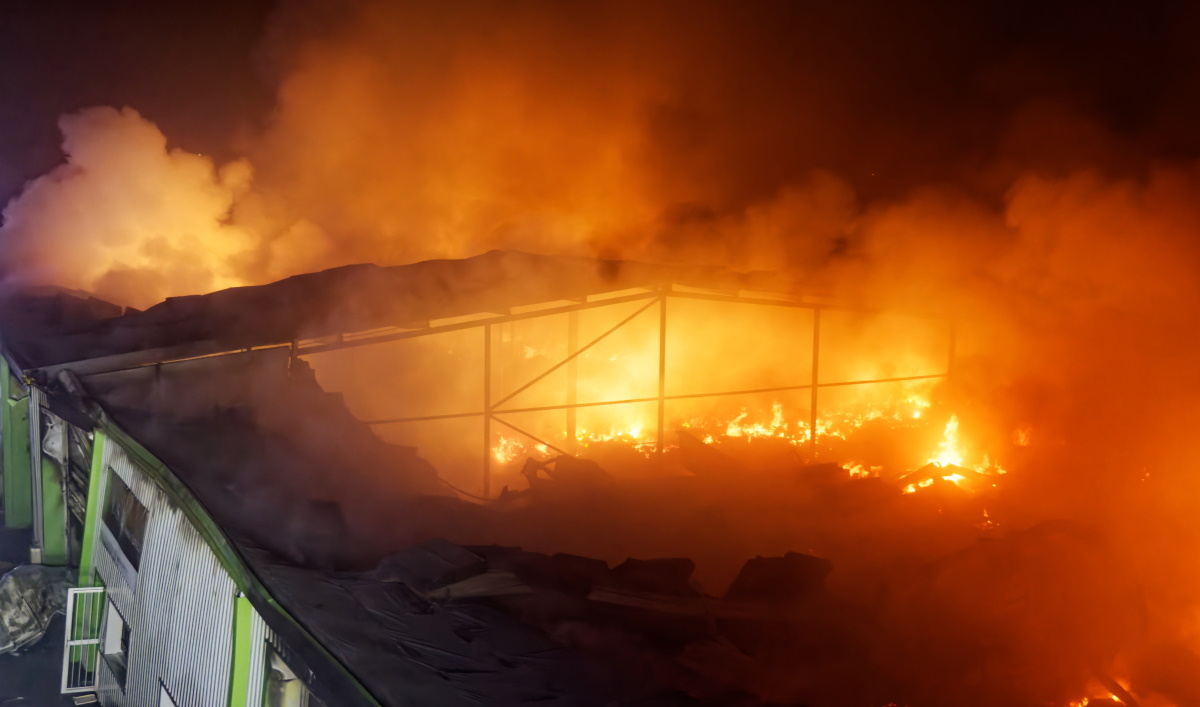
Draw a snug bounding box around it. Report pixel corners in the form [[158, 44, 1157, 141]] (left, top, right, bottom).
[[96, 418, 382, 707], [78, 430, 107, 586], [0, 357, 7, 519], [261, 650, 271, 707], [228, 594, 256, 707], [40, 455, 66, 565], [3, 396, 31, 528]]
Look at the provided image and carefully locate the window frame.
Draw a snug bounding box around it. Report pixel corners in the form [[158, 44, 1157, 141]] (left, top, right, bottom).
[[100, 599, 129, 691], [98, 467, 148, 589], [265, 642, 325, 707]]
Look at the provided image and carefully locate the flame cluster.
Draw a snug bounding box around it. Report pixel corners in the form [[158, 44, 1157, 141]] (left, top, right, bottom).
[[491, 397, 1009, 494]]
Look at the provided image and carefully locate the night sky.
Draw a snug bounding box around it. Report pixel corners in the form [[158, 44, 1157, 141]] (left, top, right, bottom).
[[2, 0, 1198, 206], [0, 0, 276, 200], [3, 0, 1200, 305]]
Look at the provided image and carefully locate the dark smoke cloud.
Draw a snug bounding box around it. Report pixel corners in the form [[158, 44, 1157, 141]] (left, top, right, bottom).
[[3, 0, 1199, 290], [239, 0, 1200, 270]]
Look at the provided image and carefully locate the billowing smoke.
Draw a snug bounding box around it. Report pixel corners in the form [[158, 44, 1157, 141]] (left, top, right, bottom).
[[0, 106, 325, 307], [5, 2, 1199, 313]]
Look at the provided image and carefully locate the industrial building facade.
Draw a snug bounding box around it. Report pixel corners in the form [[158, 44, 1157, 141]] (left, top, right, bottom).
[[0, 351, 353, 704]]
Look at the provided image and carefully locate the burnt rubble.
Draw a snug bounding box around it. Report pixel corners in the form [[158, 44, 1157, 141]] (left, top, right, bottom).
[[374, 540, 838, 705]]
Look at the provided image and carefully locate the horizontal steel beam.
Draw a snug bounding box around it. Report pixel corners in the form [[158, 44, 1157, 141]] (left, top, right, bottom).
[[663, 289, 948, 321], [490, 297, 659, 410], [25, 286, 948, 382], [365, 372, 947, 424], [31, 341, 290, 381], [26, 292, 664, 379], [297, 291, 661, 357]]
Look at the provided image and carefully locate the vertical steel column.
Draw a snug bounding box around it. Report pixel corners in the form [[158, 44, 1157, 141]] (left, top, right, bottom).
[[946, 321, 957, 381], [566, 311, 579, 453], [483, 324, 492, 498], [657, 293, 667, 460], [59, 419, 70, 566], [28, 387, 43, 563], [77, 430, 107, 586], [809, 309, 821, 459], [287, 339, 298, 377]]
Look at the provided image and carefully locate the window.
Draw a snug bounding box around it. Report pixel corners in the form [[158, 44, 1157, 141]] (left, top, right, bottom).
[[266, 645, 326, 707], [101, 600, 129, 690], [102, 469, 148, 571]]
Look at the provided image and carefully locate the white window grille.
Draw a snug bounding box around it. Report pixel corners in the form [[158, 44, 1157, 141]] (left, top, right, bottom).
[[60, 586, 106, 694]]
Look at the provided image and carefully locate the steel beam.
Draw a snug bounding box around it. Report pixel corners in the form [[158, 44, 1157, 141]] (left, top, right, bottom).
[[657, 295, 667, 459], [492, 415, 570, 458], [366, 373, 950, 425], [299, 291, 660, 358], [482, 324, 492, 498], [810, 309, 821, 458], [491, 297, 658, 411], [566, 312, 578, 453]]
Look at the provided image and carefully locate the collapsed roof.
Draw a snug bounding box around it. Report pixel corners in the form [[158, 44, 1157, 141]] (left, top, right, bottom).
[[0, 251, 830, 707], [1, 249, 809, 372]]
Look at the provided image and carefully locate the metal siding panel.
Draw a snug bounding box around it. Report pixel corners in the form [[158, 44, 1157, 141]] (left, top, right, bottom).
[[163, 531, 235, 707], [89, 442, 237, 707], [128, 489, 178, 707], [242, 608, 271, 707], [95, 653, 126, 707], [94, 536, 136, 626]]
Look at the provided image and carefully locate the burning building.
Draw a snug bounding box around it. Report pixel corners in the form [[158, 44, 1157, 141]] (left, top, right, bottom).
[[4, 2, 1200, 705], [0, 249, 1183, 707]]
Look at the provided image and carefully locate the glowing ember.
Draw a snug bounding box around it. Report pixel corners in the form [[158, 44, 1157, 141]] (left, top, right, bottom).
[[843, 462, 876, 479], [902, 478, 935, 494], [493, 435, 522, 464], [975, 508, 998, 530], [1067, 697, 1123, 707]]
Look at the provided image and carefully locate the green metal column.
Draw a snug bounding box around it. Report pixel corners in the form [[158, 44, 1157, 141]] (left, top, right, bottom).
[[39, 453, 67, 565], [3, 393, 30, 529], [77, 431, 107, 586], [0, 357, 4, 516], [228, 593, 259, 707]]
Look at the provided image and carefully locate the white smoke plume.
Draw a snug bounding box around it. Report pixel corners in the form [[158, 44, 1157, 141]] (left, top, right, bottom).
[[0, 106, 322, 308]]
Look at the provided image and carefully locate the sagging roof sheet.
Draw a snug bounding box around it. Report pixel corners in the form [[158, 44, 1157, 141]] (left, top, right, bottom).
[[86, 351, 698, 707], [0, 250, 801, 369]]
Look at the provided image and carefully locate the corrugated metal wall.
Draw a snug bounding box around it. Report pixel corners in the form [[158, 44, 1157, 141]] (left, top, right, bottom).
[[91, 440, 257, 707], [242, 608, 271, 707]]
